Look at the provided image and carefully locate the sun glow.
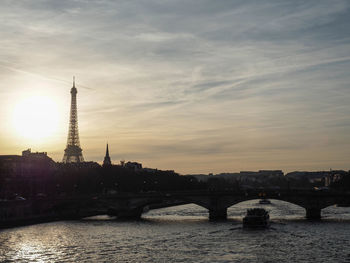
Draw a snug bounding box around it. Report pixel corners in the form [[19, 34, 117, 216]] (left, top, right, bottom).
[[12, 96, 60, 142]]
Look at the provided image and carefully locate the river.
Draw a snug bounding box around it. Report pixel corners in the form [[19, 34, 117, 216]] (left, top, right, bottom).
[[1, 200, 350, 262]]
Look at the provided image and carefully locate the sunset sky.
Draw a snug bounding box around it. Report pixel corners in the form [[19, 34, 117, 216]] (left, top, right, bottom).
[[1, 0, 350, 174]]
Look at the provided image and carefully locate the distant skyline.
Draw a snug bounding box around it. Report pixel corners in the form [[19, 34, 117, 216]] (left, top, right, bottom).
[[1, 0, 350, 174]]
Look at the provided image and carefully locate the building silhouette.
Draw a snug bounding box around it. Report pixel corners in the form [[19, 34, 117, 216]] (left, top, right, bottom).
[[0, 149, 55, 178], [103, 143, 112, 167], [62, 77, 84, 163]]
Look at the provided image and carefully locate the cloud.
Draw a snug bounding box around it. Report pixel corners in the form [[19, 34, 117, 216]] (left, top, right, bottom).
[[0, 0, 350, 173]]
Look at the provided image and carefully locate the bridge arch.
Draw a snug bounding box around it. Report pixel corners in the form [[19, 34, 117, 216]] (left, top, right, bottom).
[[226, 199, 306, 218], [142, 203, 208, 218], [129, 197, 208, 217], [226, 198, 306, 210], [225, 196, 336, 220]]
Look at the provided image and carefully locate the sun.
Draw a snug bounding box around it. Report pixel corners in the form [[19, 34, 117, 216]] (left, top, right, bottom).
[[12, 96, 60, 142]]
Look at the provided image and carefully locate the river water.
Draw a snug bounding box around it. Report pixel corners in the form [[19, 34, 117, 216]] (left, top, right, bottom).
[[1, 200, 350, 263]]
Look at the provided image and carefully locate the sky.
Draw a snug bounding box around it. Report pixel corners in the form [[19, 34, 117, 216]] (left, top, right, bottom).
[[0, 0, 350, 174]]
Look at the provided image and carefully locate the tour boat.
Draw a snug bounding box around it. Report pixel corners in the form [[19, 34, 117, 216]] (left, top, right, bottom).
[[243, 208, 270, 228], [259, 199, 271, 205]]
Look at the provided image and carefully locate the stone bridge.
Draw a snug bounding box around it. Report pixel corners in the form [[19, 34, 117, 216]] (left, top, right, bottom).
[[56, 189, 350, 220]]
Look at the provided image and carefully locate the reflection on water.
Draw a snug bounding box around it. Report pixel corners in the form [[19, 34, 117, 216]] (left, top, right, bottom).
[[1, 200, 350, 263]]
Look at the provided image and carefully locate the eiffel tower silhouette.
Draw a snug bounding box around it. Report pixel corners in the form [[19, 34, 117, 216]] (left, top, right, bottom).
[[62, 77, 84, 163]]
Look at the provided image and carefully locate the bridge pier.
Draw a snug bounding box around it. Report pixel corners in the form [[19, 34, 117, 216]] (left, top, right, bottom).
[[209, 208, 227, 220], [306, 208, 321, 219]]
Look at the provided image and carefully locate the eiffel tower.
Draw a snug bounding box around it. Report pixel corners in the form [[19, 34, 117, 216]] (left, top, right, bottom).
[[62, 77, 84, 163]]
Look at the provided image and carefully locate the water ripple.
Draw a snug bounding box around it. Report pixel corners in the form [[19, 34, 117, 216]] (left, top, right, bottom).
[[0, 200, 349, 262]]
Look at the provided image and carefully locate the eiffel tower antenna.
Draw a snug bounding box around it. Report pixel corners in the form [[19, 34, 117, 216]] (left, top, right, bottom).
[[62, 77, 84, 163]]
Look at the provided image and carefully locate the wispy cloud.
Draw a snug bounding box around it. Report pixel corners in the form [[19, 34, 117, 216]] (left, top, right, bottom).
[[0, 0, 349, 173]]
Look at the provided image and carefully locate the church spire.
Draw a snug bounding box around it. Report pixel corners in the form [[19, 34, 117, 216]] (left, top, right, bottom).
[[103, 143, 112, 167], [106, 143, 110, 157]]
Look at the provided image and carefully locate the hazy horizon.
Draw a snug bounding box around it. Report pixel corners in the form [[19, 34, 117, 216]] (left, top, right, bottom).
[[1, 0, 350, 174]]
